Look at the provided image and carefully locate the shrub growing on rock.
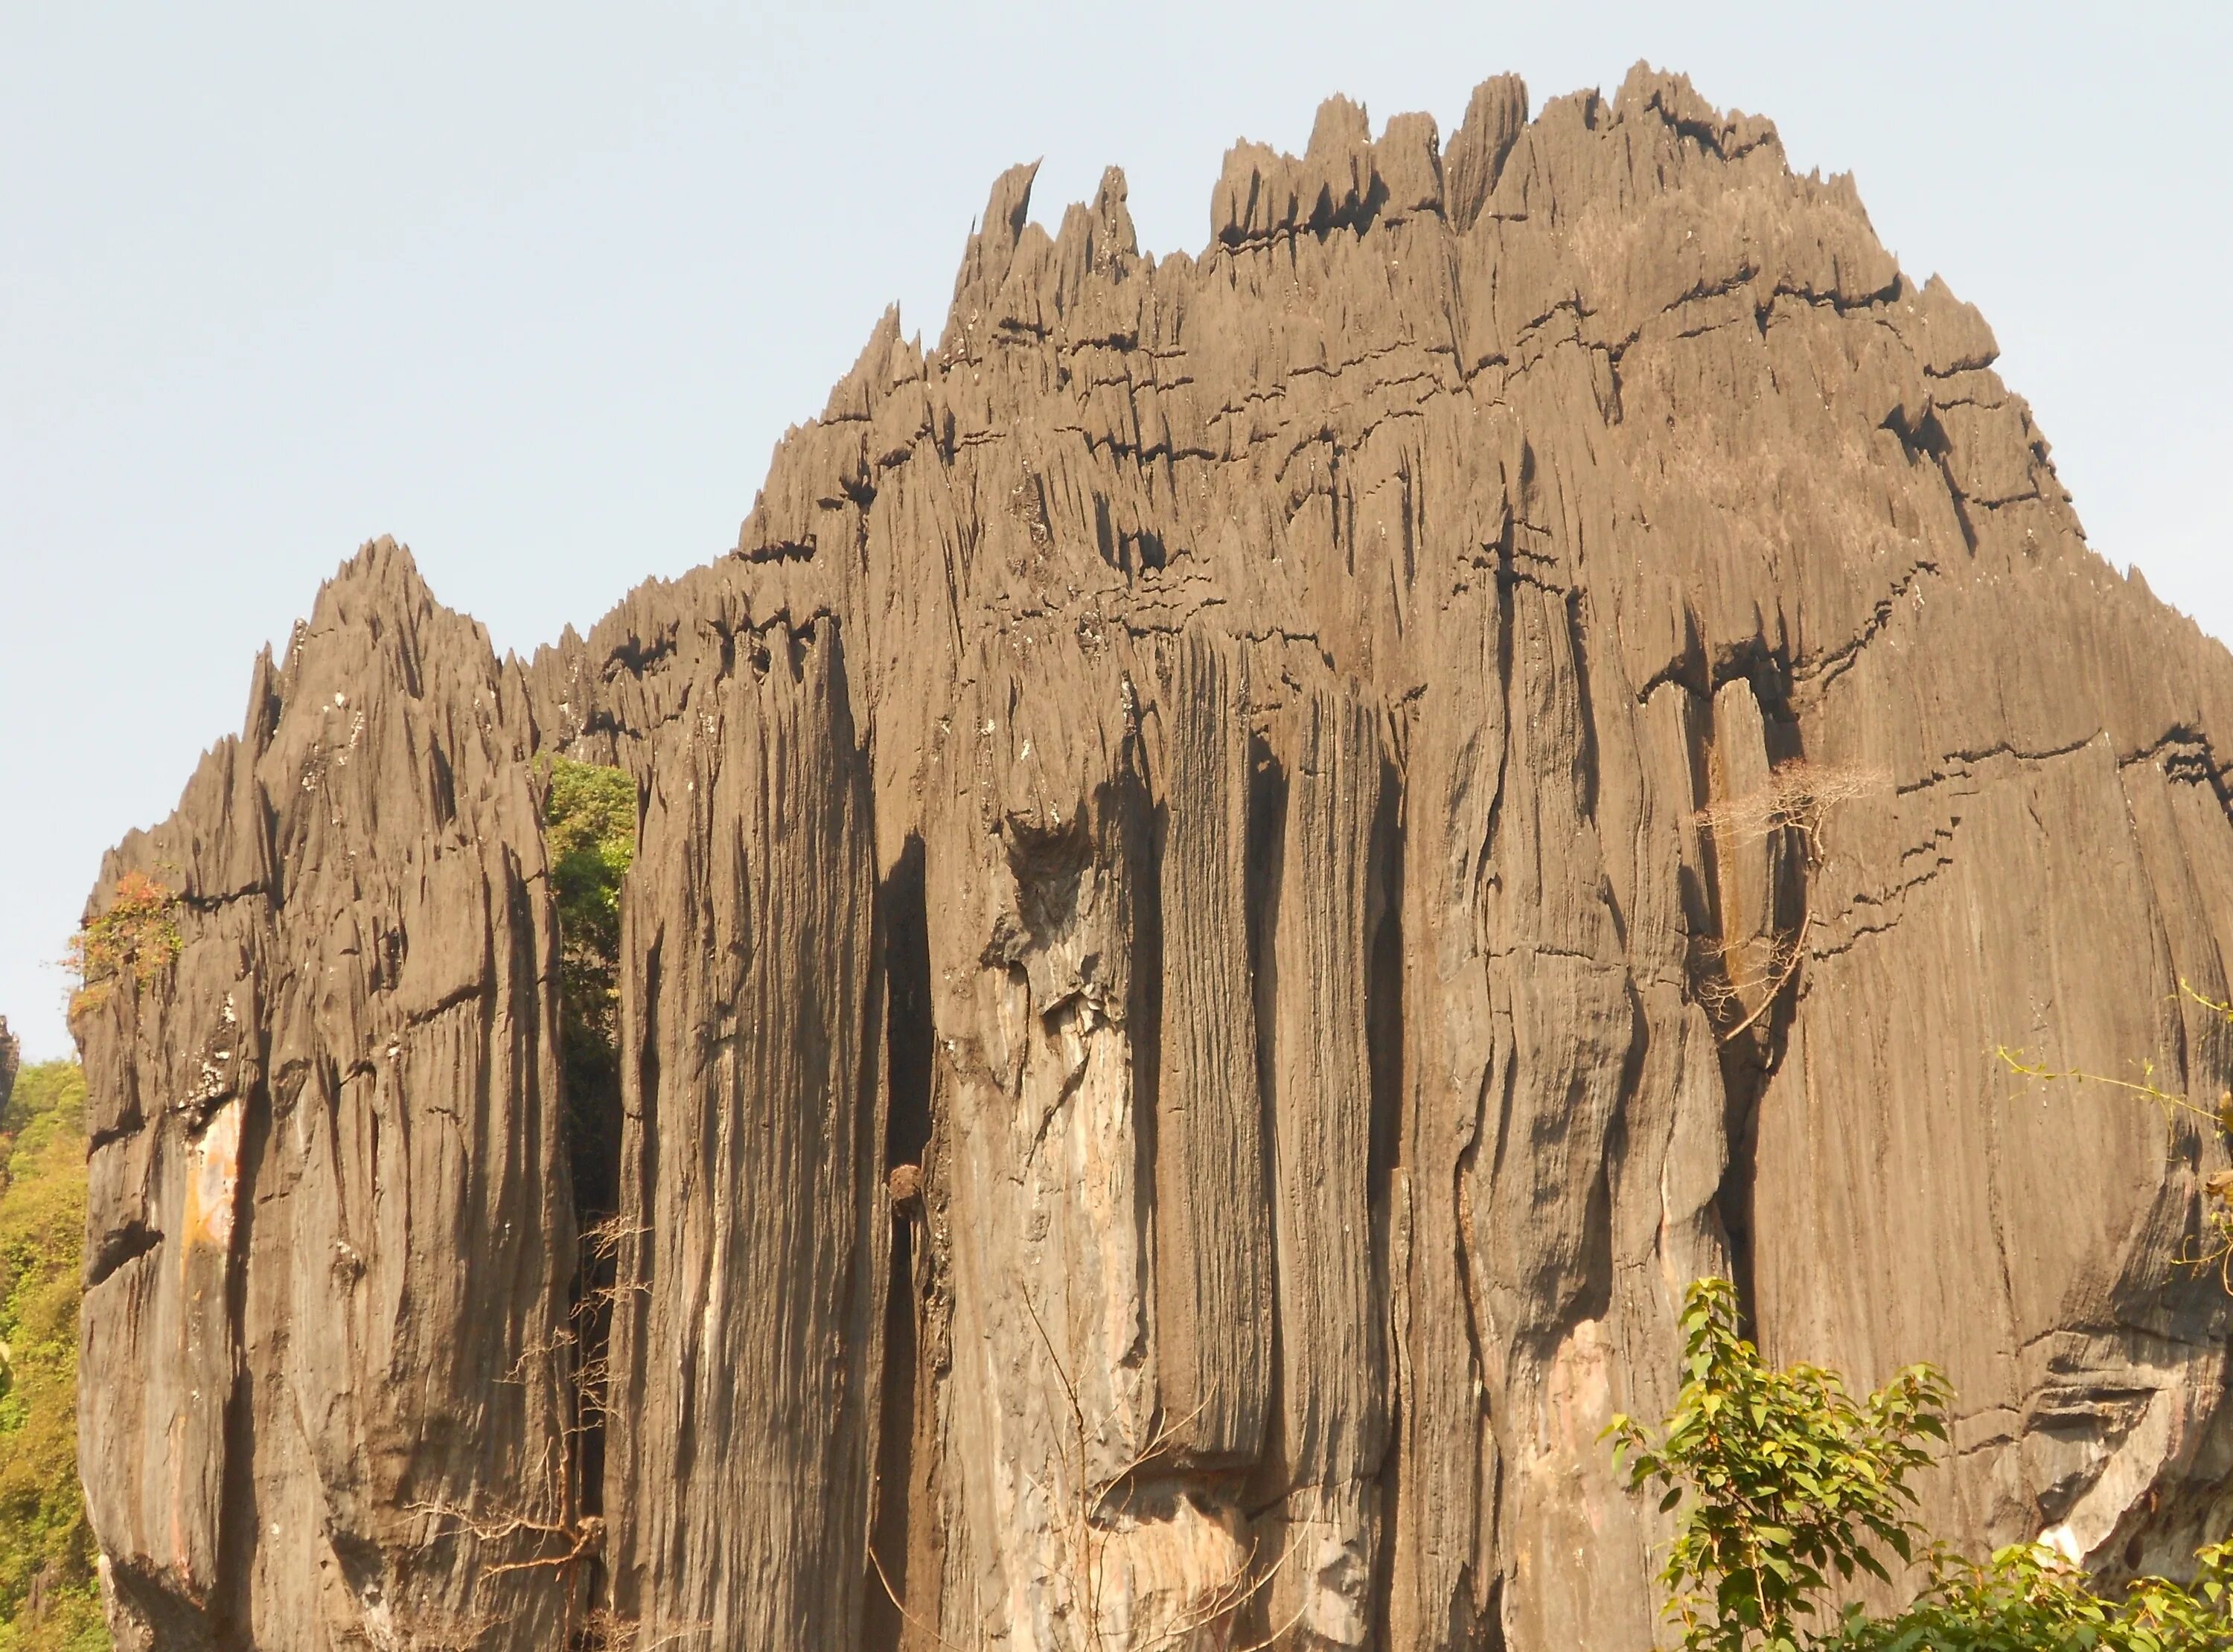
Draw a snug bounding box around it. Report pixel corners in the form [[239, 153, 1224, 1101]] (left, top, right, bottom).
[[1614, 1278, 2233, 1651]]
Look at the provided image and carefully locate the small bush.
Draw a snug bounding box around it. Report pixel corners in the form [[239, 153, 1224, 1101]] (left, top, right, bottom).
[[543, 759, 634, 1062], [1821, 1537, 2233, 1650], [542, 758, 635, 1235], [62, 874, 180, 1019], [1608, 1278, 1948, 1652], [1615, 1278, 2233, 1651]]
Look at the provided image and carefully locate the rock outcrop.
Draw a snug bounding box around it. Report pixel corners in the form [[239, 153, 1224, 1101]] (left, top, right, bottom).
[[78, 549, 578, 1647], [77, 65, 2233, 1650]]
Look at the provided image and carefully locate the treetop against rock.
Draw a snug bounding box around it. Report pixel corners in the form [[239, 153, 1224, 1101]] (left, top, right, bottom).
[[72, 64, 2233, 1651]]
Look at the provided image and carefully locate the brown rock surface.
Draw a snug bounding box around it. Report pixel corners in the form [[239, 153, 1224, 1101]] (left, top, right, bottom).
[[77, 544, 578, 1648], [599, 617, 886, 1645], [80, 63, 2233, 1650]]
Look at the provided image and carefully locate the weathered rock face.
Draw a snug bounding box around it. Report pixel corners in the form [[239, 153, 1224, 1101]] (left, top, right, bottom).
[[78, 548, 578, 1648], [601, 619, 886, 1646], [79, 65, 2233, 1651], [0, 1017, 17, 1112]]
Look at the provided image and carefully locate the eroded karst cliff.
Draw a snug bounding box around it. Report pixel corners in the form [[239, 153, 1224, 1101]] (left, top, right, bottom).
[[75, 65, 2233, 1651]]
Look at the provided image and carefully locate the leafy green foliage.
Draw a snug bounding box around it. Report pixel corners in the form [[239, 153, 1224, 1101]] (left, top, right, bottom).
[[543, 758, 636, 1218], [1607, 1278, 1950, 1651], [62, 874, 179, 1019], [1615, 1278, 2233, 1651], [0, 1062, 108, 1651], [1818, 1538, 2233, 1650], [546, 758, 635, 1042]]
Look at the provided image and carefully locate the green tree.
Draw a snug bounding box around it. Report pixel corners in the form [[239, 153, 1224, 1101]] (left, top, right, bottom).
[[543, 758, 636, 1219], [0, 1060, 108, 1651], [544, 757, 636, 1042], [1608, 1278, 1948, 1651], [1615, 1278, 2233, 1651]]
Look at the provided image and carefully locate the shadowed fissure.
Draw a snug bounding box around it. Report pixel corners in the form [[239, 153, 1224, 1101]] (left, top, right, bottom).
[[545, 757, 636, 1630], [868, 834, 936, 1648]]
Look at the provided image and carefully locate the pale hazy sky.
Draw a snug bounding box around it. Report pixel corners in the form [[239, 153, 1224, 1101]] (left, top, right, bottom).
[[4, 2, 2228, 1058]]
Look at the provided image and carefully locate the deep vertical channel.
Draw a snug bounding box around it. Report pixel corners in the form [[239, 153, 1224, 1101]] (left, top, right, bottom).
[[866, 836, 934, 1650]]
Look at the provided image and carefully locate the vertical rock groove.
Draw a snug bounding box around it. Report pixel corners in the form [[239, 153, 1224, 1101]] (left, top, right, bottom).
[[1262, 683, 1391, 1646], [1150, 630, 1273, 1467], [602, 621, 884, 1650], [866, 833, 935, 1649]]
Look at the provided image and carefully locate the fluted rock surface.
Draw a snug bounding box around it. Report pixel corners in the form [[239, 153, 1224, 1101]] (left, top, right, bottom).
[[80, 65, 2233, 1651], [601, 617, 886, 1645], [78, 547, 578, 1648]]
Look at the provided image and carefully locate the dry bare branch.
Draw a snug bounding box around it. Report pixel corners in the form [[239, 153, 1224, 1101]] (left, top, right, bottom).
[[1696, 760, 1889, 859], [1996, 980, 2233, 1292], [1687, 761, 1887, 1043]]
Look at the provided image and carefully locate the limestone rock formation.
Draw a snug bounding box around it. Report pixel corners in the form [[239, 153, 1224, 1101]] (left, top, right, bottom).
[[77, 64, 2233, 1651], [0, 1017, 17, 1113], [78, 547, 578, 1647]]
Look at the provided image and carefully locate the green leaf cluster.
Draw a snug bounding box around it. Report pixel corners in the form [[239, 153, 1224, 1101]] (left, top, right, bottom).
[[1821, 1538, 2233, 1650], [1609, 1278, 1949, 1651], [543, 758, 636, 1218], [1614, 1278, 2233, 1651], [543, 758, 636, 1058], [0, 1062, 108, 1651]]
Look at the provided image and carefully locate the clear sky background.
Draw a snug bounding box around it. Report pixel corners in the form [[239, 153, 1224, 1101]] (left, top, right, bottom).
[[4, 2, 2227, 1059]]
